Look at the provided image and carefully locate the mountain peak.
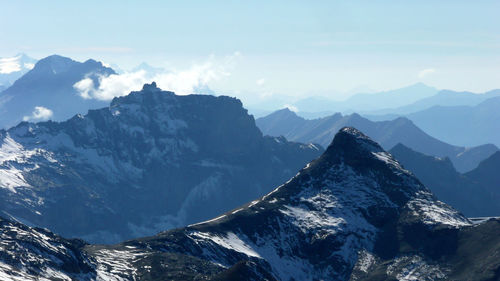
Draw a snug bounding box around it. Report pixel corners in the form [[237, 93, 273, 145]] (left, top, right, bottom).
[[142, 81, 160, 91], [32, 55, 75, 74], [327, 127, 384, 155]]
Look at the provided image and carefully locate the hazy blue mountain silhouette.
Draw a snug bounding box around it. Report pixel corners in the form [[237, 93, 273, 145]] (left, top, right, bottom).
[[404, 96, 500, 147], [366, 88, 500, 120], [390, 143, 500, 217], [0, 55, 115, 129], [466, 151, 500, 194], [292, 83, 438, 114], [256, 108, 498, 172]]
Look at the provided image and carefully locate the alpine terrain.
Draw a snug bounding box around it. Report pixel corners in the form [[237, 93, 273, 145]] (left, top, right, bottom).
[[0, 82, 322, 243], [0, 55, 115, 128], [256, 108, 498, 173], [1, 127, 499, 280]]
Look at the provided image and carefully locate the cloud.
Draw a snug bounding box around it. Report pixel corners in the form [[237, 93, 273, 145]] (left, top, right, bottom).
[[256, 78, 266, 86], [73, 52, 241, 101], [0, 56, 21, 74], [23, 106, 53, 121], [23, 63, 35, 70], [73, 77, 95, 99], [418, 68, 436, 78]]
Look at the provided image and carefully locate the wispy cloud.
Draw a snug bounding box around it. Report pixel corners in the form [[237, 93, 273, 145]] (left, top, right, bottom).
[[256, 78, 266, 86], [0, 56, 22, 74], [23, 106, 53, 121], [418, 68, 436, 78], [73, 52, 241, 101]]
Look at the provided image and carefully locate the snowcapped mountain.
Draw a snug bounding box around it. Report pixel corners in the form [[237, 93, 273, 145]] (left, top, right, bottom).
[[0, 55, 115, 129], [0, 53, 37, 88], [0, 82, 322, 243], [1, 127, 498, 280]]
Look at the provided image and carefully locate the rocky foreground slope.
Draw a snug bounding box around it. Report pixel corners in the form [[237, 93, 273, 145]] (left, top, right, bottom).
[[1, 128, 499, 280]]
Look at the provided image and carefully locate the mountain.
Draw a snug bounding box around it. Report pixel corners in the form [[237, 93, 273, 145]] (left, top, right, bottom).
[[0, 217, 96, 280], [256, 108, 498, 172], [466, 151, 500, 197], [291, 83, 438, 114], [365, 88, 500, 118], [132, 62, 165, 77], [0, 82, 322, 243], [404, 96, 500, 147], [389, 144, 500, 216], [0, 53, 37, 88], [0, 55, 116, 129], [2, 128, 499, 280]]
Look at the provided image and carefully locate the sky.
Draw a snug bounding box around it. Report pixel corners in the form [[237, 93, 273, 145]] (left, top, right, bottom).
[[1, 0, 500, 103]]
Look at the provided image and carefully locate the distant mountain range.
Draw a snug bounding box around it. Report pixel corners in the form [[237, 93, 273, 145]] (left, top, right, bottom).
[[246, 83, 438, 118], [402, 96, 500, 147], [0, 55, 115, 129], [0, 53, 37, 88], [366, 88, 500, 117], [390, 144, 500, 217], [296, 82, 438, 114], [0, 82, 321, 243], [256, 108, 498, 173], [2, 128, 499, 280]]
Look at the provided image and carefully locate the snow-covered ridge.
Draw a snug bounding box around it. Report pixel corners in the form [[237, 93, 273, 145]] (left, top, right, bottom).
[[142, 127, 472, 280], [0, 126, 494, 280]]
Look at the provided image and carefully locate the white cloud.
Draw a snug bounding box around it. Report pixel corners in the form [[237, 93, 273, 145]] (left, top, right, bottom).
[[23, 106, 53, 121], [73, 77, 95, 99], [23, 63, 35, 70], [256, 78, 266, 86], [73, 52, 241, 101], [283, 104, 298, 112], [0, 56, 21, 74], [418, 68, 436, 78]]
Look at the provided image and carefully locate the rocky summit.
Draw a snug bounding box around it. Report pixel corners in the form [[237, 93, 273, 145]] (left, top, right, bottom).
[[1, 127, 498, 280], [0, 83, 322, 243]]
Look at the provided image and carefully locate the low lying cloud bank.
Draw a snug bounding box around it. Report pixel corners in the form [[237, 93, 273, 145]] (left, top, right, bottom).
[[23, 106, 53, 121], [73, 53, 239, 101]]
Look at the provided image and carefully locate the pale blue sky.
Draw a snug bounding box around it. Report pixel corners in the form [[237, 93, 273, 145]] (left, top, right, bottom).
[[1, 0, 499, 100]]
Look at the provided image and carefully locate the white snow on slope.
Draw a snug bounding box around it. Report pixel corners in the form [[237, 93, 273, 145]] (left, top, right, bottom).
[[0, 134, 41, 192], [191, 231, 261, 258], [387, 255, 448, 281], [94, 248, 147, 281], [407, 192, 471, 227]]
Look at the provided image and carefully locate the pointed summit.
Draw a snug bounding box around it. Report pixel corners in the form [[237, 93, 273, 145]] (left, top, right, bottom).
[[125, 127, 469, 280]]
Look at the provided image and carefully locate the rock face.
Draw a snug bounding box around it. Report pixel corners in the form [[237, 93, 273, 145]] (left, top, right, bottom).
[[0, 217, 95, 280], [0, 83, 322, 243], [0, 55, 115, 128], [1, 127, 499, 280], [390, 144, 500, 217]]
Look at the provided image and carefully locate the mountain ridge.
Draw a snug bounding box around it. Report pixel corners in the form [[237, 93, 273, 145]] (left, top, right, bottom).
[[0, 54, 115, 129], [0, 82, 322, 243], [256, 108, 498, 173], [1, 127, 499, 280]]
